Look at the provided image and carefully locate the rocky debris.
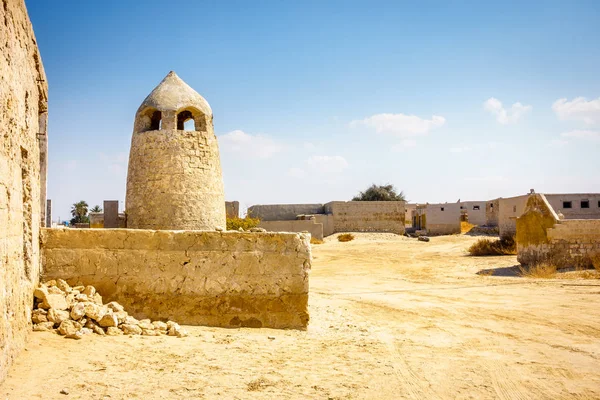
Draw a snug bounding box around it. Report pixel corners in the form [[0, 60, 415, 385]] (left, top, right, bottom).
[[32, 280, 186, 340], [418, 236, 430, 242], [60, 388, 69, 395], [249, 227, 267, 233]]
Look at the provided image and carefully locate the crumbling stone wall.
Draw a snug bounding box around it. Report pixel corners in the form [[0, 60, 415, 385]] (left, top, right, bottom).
[[0, 0, 47, 383], [324, 201, 405, 234], [486, 199, 499, 227], [41, 229, 311, 329], [460, 201, 487, 226], [248, 203, 325, 221], [517, 194, 600, 267], [416, 203, 461, 235], [259, 219, 324, 240]]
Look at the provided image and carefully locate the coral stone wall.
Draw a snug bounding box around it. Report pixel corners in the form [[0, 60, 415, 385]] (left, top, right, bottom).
[[259, 219, 324, 240], [325, 201, 405, 234], [248, 204, 325, 221], [126, 127, 226, 230], [486, 199, 499, 227], [41, 229, 311, 329], [0, 0, 47, 383], [517, 194, 600, 267]]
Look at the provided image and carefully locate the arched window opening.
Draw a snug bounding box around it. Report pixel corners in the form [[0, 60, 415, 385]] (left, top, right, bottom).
[[136, 108, 162, 132], [149, 110, 162, 130], [177, 110, 194, 130]]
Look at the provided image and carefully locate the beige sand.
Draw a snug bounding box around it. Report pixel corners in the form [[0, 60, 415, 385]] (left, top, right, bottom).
[[2, 233, 600, 399]]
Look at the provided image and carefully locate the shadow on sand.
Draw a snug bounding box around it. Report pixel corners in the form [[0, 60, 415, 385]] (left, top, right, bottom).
[[476, 265, 521, 277]]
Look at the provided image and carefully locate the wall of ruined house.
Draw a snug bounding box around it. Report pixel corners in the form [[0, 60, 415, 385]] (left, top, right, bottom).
[[324, 201, 405, 234], [41, 229, 311, 329], [500, 193, 600, 237], [404, 203, 416, 226], [126, 116, 226, 231], [0, 0, 47, 383], [460, 201, 487, 226], [498, 195, 529, 236], [225, 201, 239, 218], [248, 203, 325, 221], [419, 203, 461, 235], [486, 199, 499, 227], [517, 194, 600, 267], [545, 194, 600, 220], [259, 219, 324, 240]]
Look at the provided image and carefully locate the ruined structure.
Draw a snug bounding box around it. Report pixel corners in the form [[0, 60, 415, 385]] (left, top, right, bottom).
[[516, 194, 600, 267], [0, 0, 48, 382], [126, 71, 226, 230], [249, 201, 406, 238]]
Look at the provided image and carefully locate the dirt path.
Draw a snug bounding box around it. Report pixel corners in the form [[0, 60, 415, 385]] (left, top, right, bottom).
[[2, 233, 600, 399]]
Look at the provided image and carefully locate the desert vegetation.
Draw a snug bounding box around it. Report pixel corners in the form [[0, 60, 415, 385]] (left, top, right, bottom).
[[467, 234, 516, 256], [337, 233, 355, 242], [226, 215, 260, 231]]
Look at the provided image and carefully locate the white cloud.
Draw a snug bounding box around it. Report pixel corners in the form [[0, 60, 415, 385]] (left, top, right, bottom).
[[560, 129, 600, 141], [552, 97, 600, 124], [349, 113, 445, 137], [449, 146, 471, 153], [483, 97, 532, 124], [549, 139, 569, 148], [306, 155, 349, 173], [98, 152, 127, 176], [391, 139, 417, 152], [219, 130, 282, 159], [464, 175, 506, 182]]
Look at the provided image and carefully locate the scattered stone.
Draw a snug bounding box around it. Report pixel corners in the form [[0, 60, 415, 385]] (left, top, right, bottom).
[[70, 303, 86, 320], [60, 388, 69, 395], [120, 324, 142, 335], [58, 320, 82, 336], [39, 293, 69, 311], [56, 279, 71, 293], [268, 336, 275, 340], [106, 327, 123, 336], [83, 303, 106, 321], [32, 309, 48, 324], [215, 226, 224, 232], [98, 313, 118, 328], [32, 282, 184, 340], [33, 322, 55, 332], [106, 301, 124, 313], [238, 227, 245, 232], [47, 309, 70, 325], [81, 285, 96, 297], [249, 227, 266, 233], [418, 236, 430, 242]]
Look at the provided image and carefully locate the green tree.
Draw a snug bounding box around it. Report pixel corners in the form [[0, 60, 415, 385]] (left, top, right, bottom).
[[70, 200, 90, 225], [352, 184, 406, 202], [90, 205, 102, 213]]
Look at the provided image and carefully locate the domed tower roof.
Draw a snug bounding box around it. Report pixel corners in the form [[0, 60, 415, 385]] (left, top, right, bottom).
[[137, 71, 212, 116]]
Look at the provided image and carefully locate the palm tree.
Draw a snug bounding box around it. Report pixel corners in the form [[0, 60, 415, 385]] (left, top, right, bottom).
[[90, 205, 102, 213], [70, 200, 89, 224]]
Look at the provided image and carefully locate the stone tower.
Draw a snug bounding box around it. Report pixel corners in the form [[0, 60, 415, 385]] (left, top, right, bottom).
[[126, 71, 226, 230]]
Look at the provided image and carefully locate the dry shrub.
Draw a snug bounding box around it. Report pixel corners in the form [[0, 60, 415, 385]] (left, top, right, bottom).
[[337, 233, 355, 242], [226, 216, 260, 231], [467, 234, 516, 256], [461, 221, 475, 233], [310, 237, 324, 245], [519, 261, 557, 278]]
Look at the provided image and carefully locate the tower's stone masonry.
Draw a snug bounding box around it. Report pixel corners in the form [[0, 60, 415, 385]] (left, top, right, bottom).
[[126, 72, 226, 230], [0, 0, 48, 383]]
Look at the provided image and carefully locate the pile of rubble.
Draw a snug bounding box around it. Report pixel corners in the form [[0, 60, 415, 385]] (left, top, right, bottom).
[[32, 279, 188, 339]]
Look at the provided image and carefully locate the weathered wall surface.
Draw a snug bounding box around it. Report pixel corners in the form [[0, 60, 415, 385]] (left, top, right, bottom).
[[545, 194, 600, 220], [498, 195, 528, 236], [315, 214, 334, 237], [404, 203, 416, 226], [259, 219, 324, 240], [0, 0, 47, 383], [517, 194, 600, 267], [420, 203, 461, 235], [486, 199, 499, 227], [325, 201, 405, 234], [225, 201, 239, 218], [248, 204, 324, 221], [460, 201, 487, 226], [41, 229, 311, 329]]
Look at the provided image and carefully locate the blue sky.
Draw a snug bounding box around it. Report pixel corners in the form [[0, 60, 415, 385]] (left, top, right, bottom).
[[27, 0, 600, 220]]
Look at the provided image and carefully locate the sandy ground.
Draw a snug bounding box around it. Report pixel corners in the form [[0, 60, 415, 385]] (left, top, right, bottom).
[[2, 233, 600, 399]]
